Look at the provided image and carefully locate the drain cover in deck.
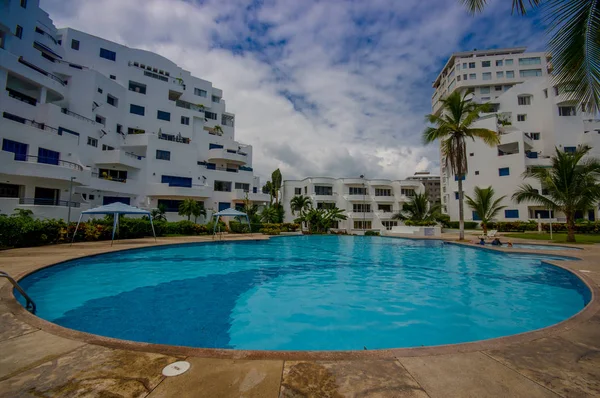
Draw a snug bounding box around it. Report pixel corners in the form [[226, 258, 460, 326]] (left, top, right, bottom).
[[162, 361, 191, 376]]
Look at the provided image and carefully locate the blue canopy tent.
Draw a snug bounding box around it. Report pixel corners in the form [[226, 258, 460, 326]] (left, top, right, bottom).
[[211, 207, 251, 236], [71, 202, 156, 246]]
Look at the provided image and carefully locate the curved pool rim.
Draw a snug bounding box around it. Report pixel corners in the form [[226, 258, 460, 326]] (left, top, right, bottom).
[[4, 237, 597, 360]]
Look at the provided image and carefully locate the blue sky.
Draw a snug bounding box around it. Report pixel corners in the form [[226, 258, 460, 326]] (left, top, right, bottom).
[[41, 0, 547, 181]]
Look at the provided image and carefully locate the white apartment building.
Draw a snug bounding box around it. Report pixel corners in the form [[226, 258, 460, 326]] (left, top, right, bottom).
[[406, 171, 441, 205], [282, 177, 425, 232], [435, 48, 600, 222], [0, 0, 269, 221]]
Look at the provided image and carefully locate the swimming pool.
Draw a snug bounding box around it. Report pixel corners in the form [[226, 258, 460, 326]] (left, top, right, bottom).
[[511, 243, 581, 251], [17, 236, 590, 351]]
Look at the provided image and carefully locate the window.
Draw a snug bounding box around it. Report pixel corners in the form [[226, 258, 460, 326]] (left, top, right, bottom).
[[378, 204, 393, 212], [505, 209, 519, 219], [543, 89, 548, 98], [531, 132, 540, 140], [564, 146, 577, 153], [454, 192, 459, 200], [461, 63, 467, 69], [294, 188, 302, 195], [480, 87, 490, 94], [181, 116, 190, 125], [87, 137, 98, 147], [97, 87, 103, 94], [116, 124, 123, 134], [505, 59, 513, 66], [99, 168, 127, 182], [472, 211, 481, 221], [156, 150, 170, 160], [519, 57, 541, 66], [354, 221, 372, 230], [214, 180, 232, 192], [469, 73, 476, 80], [401, 188, 416, 196], [499, 167, 510, 176], [518, 95, 532, 105], [95, 115, 105, 125], [209, 143, 223, 149], [462, 74, 467, 80], [314, 186, 333, 195], [482, 72, 491, 80], [349, 187, 367, 195], [109, 75, 116, 80], [205, 111, 217, 120], [457, 75, 461, 82], [558, 106, 576, 116], [352, 203, 371, 213], [212, 96, 221, 103], [102, 144, 114, 151], [2, 139, 28, 161], [520, 69, 542, 78], [128, 81, 146, 94], [482, 61, 491, 67], [20, 0, 27, 7], [506, 71, 515, 78], [162, 175, 192, 188], [454, 175, 465, 181], [99, 48, 116, 61], [15, 25, 23, 39], [37, 148, 60, 165], [194, 88, 207, 97], [381, 221, 397, 230], [130, 104, 145, 116], [469, 62, 475, 68], [157, 110, 170, 121], [106, 94, 118, 107], [517, 114, 527, 122], [495, 85, 503, 92], [496, 71, 504, 79], [469, 152, 474, 156], [475, 171, 480, 175], [504, 85, 513, 91], [89, 194, 95, 200], [554, 86, 560, 95], [71, 39, 79, 50], [157, 199, 183, 212], [496, 60, 503, 67], [375, 188, 392, 196]]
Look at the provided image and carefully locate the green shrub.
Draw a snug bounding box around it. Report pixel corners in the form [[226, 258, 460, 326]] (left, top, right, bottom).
[[229, 221, 250, 233], [486, 221, 538, 232], [405, 220, 437, 226], [447, 221, 479, 229], [364, 230, 380, 236], [260, 226, 281, 235]]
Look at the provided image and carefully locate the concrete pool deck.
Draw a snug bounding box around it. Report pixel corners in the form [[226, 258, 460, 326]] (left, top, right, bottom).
[[0, 233, 598, 397]]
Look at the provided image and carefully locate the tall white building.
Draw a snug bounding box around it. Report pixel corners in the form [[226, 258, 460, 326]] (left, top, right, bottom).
[[282, 177, 425, 232], [435, 48, 600, 222], [0, 0, 269, 221]]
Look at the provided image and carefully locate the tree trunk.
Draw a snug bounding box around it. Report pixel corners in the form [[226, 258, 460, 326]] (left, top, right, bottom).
[[457, 176, 465, 240], [566, 212, 576, 243], [482, 222, 487, 235], [187, 214, 191, 221]]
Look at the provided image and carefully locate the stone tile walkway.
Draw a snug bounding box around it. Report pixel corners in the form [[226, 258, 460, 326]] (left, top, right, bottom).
[[0, 235, 599, 397]]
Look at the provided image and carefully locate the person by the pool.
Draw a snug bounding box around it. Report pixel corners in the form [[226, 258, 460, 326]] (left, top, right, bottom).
[[491, 238, 502, 246], [507, 241, 513, 247], [479, 238, 485, 245]]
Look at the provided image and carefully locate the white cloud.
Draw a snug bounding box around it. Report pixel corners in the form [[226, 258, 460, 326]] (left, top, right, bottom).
[[41, 0, 544, 182]]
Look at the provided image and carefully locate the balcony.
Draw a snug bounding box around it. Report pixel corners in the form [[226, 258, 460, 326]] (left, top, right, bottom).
[[61, 108, 98, 125], [371, 195, 395, 202], [207, 148, 247, 165], [3, 112, 60, 136], [19, 198, 79, 208], [158, 132, 190, 145], [6, 88, 37, 106], [90, 172, 139, 195], [0, 151, 90, 185], [146, 183, 211, 198], [95, 150, 144, 169], [374, 210, 395, 219]]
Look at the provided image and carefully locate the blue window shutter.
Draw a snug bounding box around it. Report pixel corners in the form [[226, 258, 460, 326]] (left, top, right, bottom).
[[99, 48, 116, 61], [218, 202, 230, 211], [209, 143, 224, 149], [2, 139, 28, 161], [157, 110, 170, 121], [564, 146, 576, 153], [454, 175, 465, 181], [505, 209, 519, 218], [499, 167, 510, 176], [472, 211, 481, 221], [130, 104, 145, 116], [454, 192, 459, 200], [37, 147, 59, 165]]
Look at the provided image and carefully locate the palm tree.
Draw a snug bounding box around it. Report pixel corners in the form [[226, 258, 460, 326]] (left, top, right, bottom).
[[191, 203, 206, 223], [392, 193, 441, 222], [271, 169, 282, 205], [423, 91, 499, 240], [323, 207, 347, 230], [12, 208, 34, 218], [262, 181, 273, 204], [260, 206, 279, 223], [150, 204, 167, 221], [290, 195, 312, 215], [460, 0, 600, 112], [513, 146, 600, 242], [212, 125, 224, 136], [178, 199, 201, 221], [465, 186, 507, 235]]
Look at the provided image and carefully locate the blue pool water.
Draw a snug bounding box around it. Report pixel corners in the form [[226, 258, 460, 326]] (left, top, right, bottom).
[[17, 236, 589, 351], [511, 243, 580, 251]]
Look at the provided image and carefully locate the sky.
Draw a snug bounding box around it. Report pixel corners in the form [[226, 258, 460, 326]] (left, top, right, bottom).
[[41, 0, 547, 182]]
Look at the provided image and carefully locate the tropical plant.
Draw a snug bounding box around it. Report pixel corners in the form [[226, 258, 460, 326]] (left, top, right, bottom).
[[150, 204, 167, 222], [465, 186, 507, 235], [460, 0, 600, 112], [290, 195, 312, 215], [212, 125, 223, 136], [191, 203, 207, 223], [423, 90, 499, 240], [260, 206, 279, 223], [512, 146, 600, 242], [178, 199, 203, 222], [12, 208, 34, 218], [271, 169, 282, 205], [262, 181, 274, 204], [392, 193, 441, 222], [294, 207, 347, 233]]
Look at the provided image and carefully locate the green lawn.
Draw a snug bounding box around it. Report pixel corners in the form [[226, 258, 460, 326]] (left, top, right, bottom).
[[503, 232, 600, 244]]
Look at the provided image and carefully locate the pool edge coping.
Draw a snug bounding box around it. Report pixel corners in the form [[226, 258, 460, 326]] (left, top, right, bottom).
[[1, 235, 598, 361]]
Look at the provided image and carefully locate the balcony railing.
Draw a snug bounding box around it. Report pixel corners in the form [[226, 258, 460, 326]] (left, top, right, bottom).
[[9, 154, 84, 171], [158, 132, 190, 144], [61, 108, 97, 125], [175, 100, 204, 113], [3, 112, 60, 135], [18, 57, 66, 86], [6, 88, 37, 106], [19, 198, 80, 207], [35, 27, 59, 45], [92, 172, 127, 183]]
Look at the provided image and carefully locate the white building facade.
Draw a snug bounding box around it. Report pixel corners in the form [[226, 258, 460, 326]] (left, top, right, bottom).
[[282, 177, 425, 232], [435, 48, 600, 222], [0, 0, 269, 221]]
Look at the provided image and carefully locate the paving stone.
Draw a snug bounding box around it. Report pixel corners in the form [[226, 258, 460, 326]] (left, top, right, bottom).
[[399, 352, 558, 398], [0, 312, 37, 342], [0, 344, 178, 397], [279, 360, 429, 398], [487, 336, 600, 397], [0, 330, 84, 380], [147, 357, 283, 398]]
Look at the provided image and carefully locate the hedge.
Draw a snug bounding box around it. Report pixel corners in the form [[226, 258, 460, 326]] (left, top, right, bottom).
[[405, 220, 437, 226], [229, 222, 300, 234], [446, 221, 479, 229], [485, 221, 538, 232]]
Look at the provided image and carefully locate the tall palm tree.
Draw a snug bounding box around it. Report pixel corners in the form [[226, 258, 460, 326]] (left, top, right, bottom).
[[271, 169, 282, 205], [423, 91, 499, 240], [191, 203, 206, 223], [465, 186, 507, 235], [262, 181, 273, 204], [290, 195, 312, 215], [392, 193, 441, 222], [178, 199, 201, 221], [460, 0, 600, 112], [513, 146, 600, 242]]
